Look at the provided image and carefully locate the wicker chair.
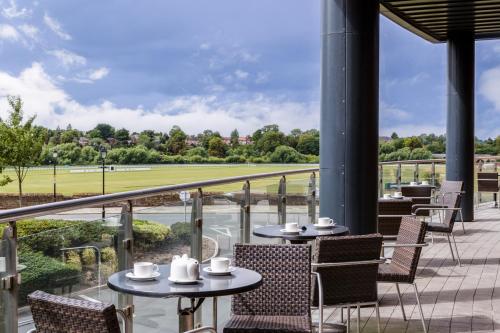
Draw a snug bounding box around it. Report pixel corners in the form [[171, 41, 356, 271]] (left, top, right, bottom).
[[477, 172, 499, 207], [378, 216, 428, 333], [27, 290, 125, 333], [401, 185, 433, 217], [378, 199, 413, 237], [312, 234, 383, 333], [412, 180, 464, 266], [223, 244, 313, 333]]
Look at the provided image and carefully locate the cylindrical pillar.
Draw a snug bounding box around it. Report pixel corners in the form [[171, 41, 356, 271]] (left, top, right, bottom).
[[447, 32, 475, 222], [319, 0, 379, 234]]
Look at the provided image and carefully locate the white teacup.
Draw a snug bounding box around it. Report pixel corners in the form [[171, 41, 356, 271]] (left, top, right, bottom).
[[410, 182, 418, 186], [211, 257, 231, 273], [421, 181, 429, 185], [383, 194, 391, 199], [393, 191, 403, 198], [285, 222, 299, 232], [134, 262, 159, 278], [318, 217, 334, 226]]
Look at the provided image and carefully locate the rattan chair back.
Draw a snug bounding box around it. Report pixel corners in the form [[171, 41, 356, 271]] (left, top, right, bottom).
[[478, 172, 499, 192], [231, 244, 311, 317], [401, 186, 432, 205], [391, 216, 427, 283], [28, 290, 121, 333], [312, 234, 382, 306], [437, 180, 463, 230], [378, 199, 413, 236]]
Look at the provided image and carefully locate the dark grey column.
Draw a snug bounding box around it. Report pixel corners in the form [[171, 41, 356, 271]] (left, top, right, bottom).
[[447, 32, 475, 222], [319, 0, 379, 234]]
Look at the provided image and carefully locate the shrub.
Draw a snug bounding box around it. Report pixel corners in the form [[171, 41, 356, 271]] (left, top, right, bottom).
[[186, 155, 208, 164], [269, 145, 305, 163], [81, 248, 96, 266], [409, 148, 432, 160], [207, 157, 224, 164], [101, 247, 117, 263], [65, 250, 82, 271], [225, 155, 246, 163], [249, 156, 270, 164], [170, 222, 191, 244], [133, 220, 171, 249], [19, 252, 80, 306], [185, 147, 208, 157]]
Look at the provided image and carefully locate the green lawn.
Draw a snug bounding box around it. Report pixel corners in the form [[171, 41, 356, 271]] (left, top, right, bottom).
[[0, 164, 316, 195]]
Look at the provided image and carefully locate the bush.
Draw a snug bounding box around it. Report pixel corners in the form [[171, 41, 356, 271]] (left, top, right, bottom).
[[207, 157, 224, 164], [185, 147, 208, 158], [101, 247, 117, 263], [409, 148, 432, 160], [269, 145, 305, 163], [225, 155, 247, 163], [170, 222, 191, 244], [186, 155, 208, 164], [19, 251, 81, 306], [133, 220, 171, 249], [65, 250, 82, 271], [249, 156, 270, 164], [81, 248, 96, 266]]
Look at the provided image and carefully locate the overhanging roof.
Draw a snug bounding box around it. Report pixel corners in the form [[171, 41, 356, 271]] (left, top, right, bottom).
[[380, 0, 500, 43]]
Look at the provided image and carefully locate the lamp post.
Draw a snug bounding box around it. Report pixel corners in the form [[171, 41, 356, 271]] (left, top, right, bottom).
[[100, 146, 107, 219], [52, 151, 58, 201]]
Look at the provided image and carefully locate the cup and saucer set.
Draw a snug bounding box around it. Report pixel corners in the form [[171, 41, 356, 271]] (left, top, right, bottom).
[[126, 262, 161, 281], [203, 257, 236, 276], [313, 217, 336, 229], [280, 222, 302, 234]]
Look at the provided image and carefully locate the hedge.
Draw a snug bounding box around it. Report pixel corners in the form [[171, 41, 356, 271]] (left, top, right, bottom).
[[19, 251, 81, 306], [133, 220, 171, 249]]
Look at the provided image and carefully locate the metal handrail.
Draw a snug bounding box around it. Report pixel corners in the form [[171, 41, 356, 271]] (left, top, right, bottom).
[[0, 167, 318, 223], [379, 159, 445, 165]]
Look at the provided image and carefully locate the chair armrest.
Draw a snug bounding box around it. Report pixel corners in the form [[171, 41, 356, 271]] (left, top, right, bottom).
[[184, 327, 217, 333], [413, 207, 461, 215], [382, 243, 429, 248], [311, 259, 386, 267], [378, 214, 413, 218]]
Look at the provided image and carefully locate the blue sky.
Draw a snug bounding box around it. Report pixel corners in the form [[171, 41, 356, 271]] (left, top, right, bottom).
[[0, 0, 499, 138]]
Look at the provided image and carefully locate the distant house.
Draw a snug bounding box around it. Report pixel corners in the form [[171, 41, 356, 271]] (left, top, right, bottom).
[[239, 136, 252, 145], [78, 137, 90, 146], [130, 133, 140, 144]]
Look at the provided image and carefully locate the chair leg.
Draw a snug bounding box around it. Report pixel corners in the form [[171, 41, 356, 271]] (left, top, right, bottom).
[[413, 283, 427, 333], [356, 305, 360, 333], [395, 283, 407, 321], [347, 306, 350, 332], [375, 303, 381, 333], [451, 233, 462, 266], [340, 306, 344, 323], [459, 209, 465, 234], [430, 232, 434, 244], [446, 234, 456, 262]]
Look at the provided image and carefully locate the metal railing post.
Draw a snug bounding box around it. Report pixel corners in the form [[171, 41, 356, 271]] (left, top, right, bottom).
[[278, 176, 287, 225], [118, 201, 134, 333], [308, 173, 317, 224], [414, 163, 419, 183], [191, 188, 203, 261], [431, 162, 436, 186], [397, 163, 402, 187], [379, 165, 384, 197], [0, 221, 19, 333], [240, 181, 251, 243]]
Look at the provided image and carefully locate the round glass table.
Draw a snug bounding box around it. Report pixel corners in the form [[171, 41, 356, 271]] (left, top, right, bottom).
[[108, 264, 262, 332], [253, 223, 349, 244]]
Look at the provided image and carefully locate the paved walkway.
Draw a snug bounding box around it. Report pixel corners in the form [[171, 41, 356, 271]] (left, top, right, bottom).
[[317, 204, 500, 332]]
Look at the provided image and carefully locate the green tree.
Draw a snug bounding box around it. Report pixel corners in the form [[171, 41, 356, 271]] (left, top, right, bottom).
[[166, 126, 187, 154], [88, 123, 115, 140], [0, 96, 44, 206], [269, 145, 304, 163], [185, 147, 208, 157], [409, 148, 433, 160], [296, 133, 319, 155], [496, 136, 500, 155], [391, 132, 399, 140], [60, 129, 80, 144], [230, 129, 240, 148], [254, 126, 285, 154], [208, 137, 228, 157], [115, 128, 130, 146], [403, 136, 423, 150]]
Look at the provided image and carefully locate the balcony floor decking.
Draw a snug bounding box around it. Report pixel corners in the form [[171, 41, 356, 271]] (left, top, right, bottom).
[[317, 204, 500, 332]]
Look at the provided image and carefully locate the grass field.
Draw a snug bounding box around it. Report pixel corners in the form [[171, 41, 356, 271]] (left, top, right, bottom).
[[0, 164, 316, 195]]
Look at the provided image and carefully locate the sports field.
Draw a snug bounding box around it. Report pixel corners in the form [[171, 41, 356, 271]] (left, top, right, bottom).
[[0, 164, 316, 195]]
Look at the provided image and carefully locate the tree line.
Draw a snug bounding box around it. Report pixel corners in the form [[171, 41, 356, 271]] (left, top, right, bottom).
[[0, 96, 499, 206]]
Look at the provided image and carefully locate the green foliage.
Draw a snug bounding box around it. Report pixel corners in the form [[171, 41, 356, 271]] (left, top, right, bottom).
[[19, 251, 81, 306], [88, 123, 115, 140], [167, 126, 187, 154], [101, 247, 117, 263], [185, 147, 208, 158], [269, 145, 304, 163], [0, 96, 44, 204], [65, 250, 83, 270], [385, 147, 411, 161], [170, 222, 191, 244], [115, 128, 130, 146], [208, 136, 228, 157], [254, 127, 285, 154], [296, 133, 319, 155], [230, 129, 240, 148], [225, 155, 246, 163], [81, 248, 96, 265], [409, 147, 433, 160], [133, 219, 171, 249]]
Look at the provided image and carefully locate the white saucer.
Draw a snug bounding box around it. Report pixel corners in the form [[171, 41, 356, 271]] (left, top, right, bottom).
[[203, 266, 236, 276], [168, 276, 201, 284], [390, 196, 404, 199], [313, 223, 336, 229], [280, 229, 300, 234], [126, 272, 160, 281]]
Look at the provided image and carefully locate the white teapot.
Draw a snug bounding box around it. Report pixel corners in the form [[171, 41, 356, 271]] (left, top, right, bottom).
[[170, 254, 199, 281]]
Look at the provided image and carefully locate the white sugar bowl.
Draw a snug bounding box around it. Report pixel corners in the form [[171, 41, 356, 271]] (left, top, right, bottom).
[[170, 254, 199, 281]]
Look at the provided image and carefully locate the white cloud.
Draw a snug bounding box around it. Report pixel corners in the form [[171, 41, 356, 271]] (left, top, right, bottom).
[[234, 69, 249, 80], [0, 63, 319, 134], [0, 24, 19, 41], [199, 43, 211, 50], [88, 67, 109, 80], [43, 13, 71, 40], [47, 49, 86, 68], [479, 66, 500, 112], [255, 72, 269, 84], [380, 101, 411, 121], [18, 24, 38, 40], [2, 0, 31, 18]]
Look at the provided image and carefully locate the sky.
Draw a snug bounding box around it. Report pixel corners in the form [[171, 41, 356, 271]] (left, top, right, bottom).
[[0, 0, 499, 138]]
